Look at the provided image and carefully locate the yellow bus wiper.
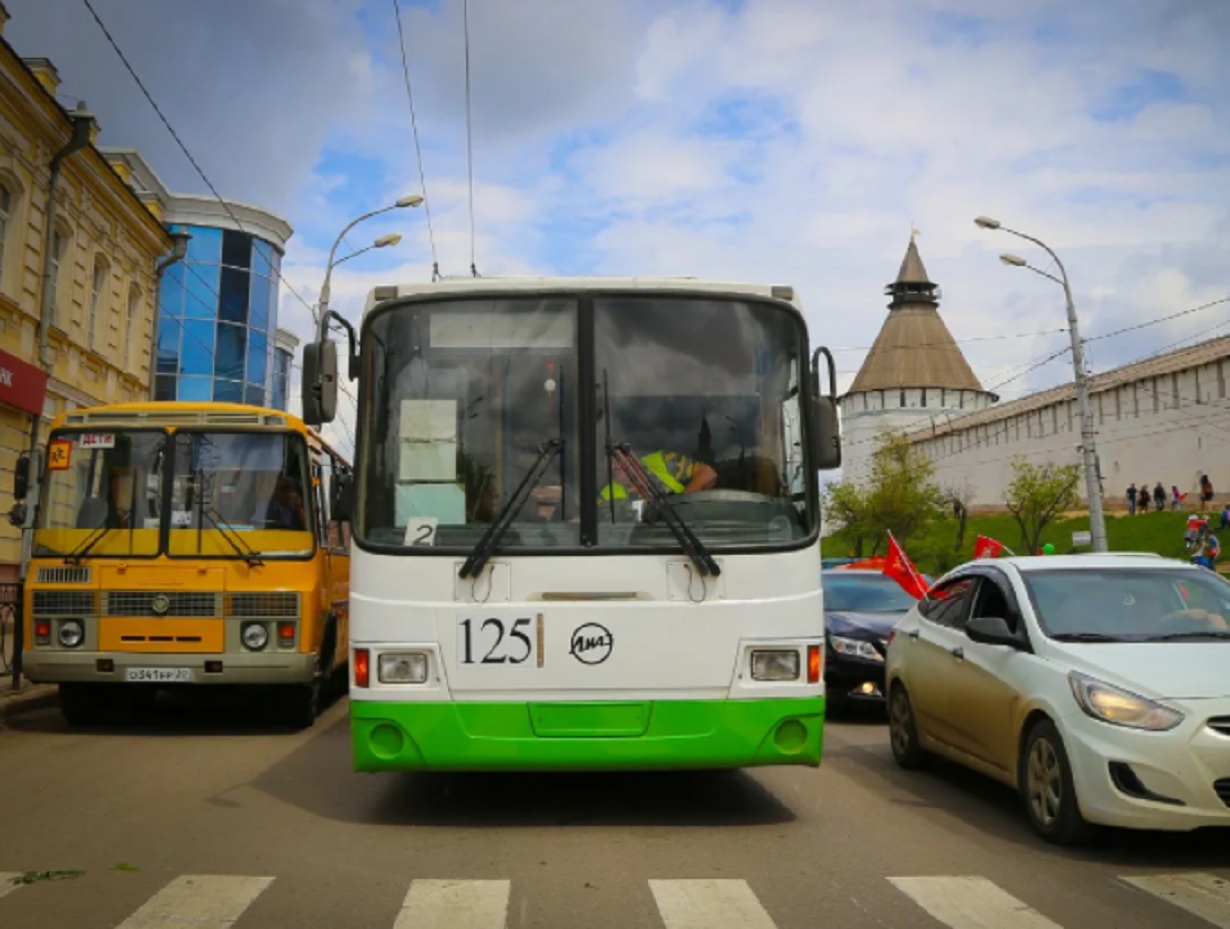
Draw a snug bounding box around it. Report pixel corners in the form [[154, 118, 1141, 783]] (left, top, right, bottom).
[[64, 523, 114, 565], [198, 503, 264, 567]]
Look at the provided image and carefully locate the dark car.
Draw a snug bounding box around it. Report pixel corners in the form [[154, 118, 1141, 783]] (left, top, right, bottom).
[[822, 569, 920, 708]]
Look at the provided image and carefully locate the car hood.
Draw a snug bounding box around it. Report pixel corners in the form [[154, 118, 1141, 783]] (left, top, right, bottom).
[[825, 610, 905, 639], [1052, 641, 1230, 699]]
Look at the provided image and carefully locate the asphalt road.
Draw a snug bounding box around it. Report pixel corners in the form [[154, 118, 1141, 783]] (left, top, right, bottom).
[[0, 694, 1227, 929]]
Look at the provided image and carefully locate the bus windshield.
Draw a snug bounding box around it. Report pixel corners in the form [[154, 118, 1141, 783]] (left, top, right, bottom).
[[35, 429, 167, 558], [168, 431, 314, 557], [360, 293, 812, 551], [33, 428, 314, 559]]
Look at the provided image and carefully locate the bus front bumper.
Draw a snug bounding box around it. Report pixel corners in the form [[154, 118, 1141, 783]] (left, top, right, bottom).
[[350, 697, 825, 772], [21, 650, 318, 686]]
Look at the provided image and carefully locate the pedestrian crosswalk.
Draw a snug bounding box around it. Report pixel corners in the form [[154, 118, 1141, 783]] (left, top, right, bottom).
[[1, 869, 1229, 927]]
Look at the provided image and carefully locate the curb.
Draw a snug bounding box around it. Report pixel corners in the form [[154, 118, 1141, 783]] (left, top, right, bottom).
[[0, 682, 59, 721]]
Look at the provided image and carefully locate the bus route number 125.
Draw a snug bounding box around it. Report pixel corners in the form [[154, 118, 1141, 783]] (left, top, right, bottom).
[[458, 617, 538, 666]]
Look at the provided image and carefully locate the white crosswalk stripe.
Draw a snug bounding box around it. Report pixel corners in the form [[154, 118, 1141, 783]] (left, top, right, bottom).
[[113, 874, 272, 929], [3, 867, 1230, 928], [649, 879, 778, 929], [0, 873, 23, 901], [889, 875, 1064, 929], [1123, 873, 1230, 929], [393, 879, 511, 929]]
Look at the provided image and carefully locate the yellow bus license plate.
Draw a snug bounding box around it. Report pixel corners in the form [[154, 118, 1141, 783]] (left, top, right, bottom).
[[123, 667, 193, 683]]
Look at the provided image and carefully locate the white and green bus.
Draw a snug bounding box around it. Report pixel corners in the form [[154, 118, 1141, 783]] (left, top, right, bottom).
[[303, 277, 842, 771]]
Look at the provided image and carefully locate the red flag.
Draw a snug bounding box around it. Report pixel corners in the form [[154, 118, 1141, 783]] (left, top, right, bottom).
[[884, 532, 930, 600], [973, 535, 1005, 560]]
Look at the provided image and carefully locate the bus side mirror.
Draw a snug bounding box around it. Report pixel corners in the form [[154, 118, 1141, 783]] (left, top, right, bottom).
[[302, 341, 337, 427], [13, 453, 29, 500], [810, 346, 842, 470], [331, 472, 354, 523], [811, 395, 841, 470]]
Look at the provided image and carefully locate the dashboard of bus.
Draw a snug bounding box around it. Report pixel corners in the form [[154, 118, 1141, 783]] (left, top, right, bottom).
[[356, 292, 817, 554]]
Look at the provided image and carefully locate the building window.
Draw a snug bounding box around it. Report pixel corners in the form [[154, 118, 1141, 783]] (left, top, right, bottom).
[[899, 389, 906, 407], [89, 256, 108, 352], [48, 227, 67, 327], [0, 181, 11, 288], [920, 388, 927, 407], [1133, 382, 1140, 417], [126, 285, 141, 372], [1219, 362, 1226, 400], [1172, 373, 1180, 409]]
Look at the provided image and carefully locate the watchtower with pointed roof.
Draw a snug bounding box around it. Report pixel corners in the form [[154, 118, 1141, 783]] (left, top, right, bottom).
[[837, 237, 998, 483]]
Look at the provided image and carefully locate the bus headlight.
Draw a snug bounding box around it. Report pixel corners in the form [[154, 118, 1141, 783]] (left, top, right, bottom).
[[378, 652, 429, 684], [241, 622, 269, 651], [58, 620, 84, 648], [751, 650, 800, 681]]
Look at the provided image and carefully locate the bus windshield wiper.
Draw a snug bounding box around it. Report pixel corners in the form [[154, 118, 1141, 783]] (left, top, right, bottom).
[[199, 503, 264, 567], [458, 438, 561, 579], [64, 523, 114, 565], [607, 442, 721, 578]]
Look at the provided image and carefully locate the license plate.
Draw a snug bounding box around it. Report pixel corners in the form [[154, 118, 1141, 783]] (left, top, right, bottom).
[[123, 667, 193, 683]]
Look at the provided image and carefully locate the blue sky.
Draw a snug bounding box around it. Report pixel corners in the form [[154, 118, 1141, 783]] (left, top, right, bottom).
[[7, 0, 1230, 455]]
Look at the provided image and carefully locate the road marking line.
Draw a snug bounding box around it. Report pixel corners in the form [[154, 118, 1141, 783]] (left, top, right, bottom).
[[393, 879, 511, 929], [1122, 873, 1230, 928], [0, 873, 23, 900], [889, 876, 1063, 929], [649, 879, 778, 929], [114, 874, 272, 929]]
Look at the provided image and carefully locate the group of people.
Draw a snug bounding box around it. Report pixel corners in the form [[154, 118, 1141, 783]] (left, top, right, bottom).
[[1184, 512, 1222, 571], [1125, 475, 1215, 515]]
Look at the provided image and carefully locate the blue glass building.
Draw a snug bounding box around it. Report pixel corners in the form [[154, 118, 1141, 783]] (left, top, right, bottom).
[[100, 155, 298, 411]]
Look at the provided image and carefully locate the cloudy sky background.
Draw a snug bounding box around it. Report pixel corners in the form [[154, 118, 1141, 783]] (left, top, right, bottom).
[[9, 0, 1230, 459]]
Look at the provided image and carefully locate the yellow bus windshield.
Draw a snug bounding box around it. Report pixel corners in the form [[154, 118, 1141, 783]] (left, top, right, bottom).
[[34, 427, 314, 560]]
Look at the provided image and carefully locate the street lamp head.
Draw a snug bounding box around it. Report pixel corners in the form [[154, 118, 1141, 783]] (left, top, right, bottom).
[[974, 215, 1002, 230], [395, 195, 424, 208], [999, 253, 1027, 267], [374, 233, 402, 248]]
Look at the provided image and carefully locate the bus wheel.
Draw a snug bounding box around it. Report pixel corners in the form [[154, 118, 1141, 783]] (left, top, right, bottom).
[[59, 683, 101, 726], [282, 678, 321, 729]]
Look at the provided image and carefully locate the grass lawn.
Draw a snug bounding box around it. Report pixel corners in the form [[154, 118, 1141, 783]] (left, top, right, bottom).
[[822, 508, 1227, 578]]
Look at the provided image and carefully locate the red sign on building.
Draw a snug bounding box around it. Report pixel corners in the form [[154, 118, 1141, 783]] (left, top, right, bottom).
[[0, 347, 48, 417]]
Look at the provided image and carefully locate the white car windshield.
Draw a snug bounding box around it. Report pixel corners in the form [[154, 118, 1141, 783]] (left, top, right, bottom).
[[1023, 568, 1230, 641]]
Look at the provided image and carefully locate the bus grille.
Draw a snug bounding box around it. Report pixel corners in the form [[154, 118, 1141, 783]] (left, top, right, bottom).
[[228, 592, 299, 618], [36, 567, 92, 584], [105, 591, 222, 618], [32, 590, 96, 616]]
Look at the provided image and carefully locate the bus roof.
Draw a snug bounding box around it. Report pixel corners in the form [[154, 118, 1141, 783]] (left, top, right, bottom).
[[361, 275, 801, 316], [49, 401, 349, 463]]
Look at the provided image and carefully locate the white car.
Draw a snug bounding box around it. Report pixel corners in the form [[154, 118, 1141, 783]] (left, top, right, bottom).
[[885, 554, 1230, 844]]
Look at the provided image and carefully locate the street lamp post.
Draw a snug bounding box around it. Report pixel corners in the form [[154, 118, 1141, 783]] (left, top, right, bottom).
[[974, 215, 1108, 553], [316, 196, 422, 330]]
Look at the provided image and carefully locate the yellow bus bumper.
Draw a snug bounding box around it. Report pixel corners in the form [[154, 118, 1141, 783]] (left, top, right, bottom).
[[21, 650, 317, 686]]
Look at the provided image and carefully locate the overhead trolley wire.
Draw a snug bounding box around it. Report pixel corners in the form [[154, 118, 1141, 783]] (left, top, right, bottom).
[[462, 0, 478, 277], [391, 0, 441, 280]]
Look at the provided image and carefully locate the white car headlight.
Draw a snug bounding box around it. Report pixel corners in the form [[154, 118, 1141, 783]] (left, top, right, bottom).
[[829, 635, 884, 662], [1068, 671, 1184, 731], [750, 650, 800, 681], [378, 652, 429, 684]]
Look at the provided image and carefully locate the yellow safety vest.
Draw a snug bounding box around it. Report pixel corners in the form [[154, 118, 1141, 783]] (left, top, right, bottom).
[[601, 450, 693, 500]]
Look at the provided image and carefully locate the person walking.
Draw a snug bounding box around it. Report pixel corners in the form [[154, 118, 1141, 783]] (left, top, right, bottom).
[[1138, 485, 1150, 513], [1153, 482, 1167, 513], [1126, 482, 1137, 515], [1200, 474, 1214, 513]]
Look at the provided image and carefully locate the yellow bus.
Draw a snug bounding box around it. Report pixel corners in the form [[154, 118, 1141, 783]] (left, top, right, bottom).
[[17, 401, 351, 728]]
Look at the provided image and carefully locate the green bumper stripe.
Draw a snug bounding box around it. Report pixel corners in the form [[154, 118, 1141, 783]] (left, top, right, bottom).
[[349, 697, 825, 772]]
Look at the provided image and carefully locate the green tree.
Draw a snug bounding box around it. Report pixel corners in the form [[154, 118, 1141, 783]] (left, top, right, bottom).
[[863, 430, 946, 550], [824, 430, 945, 555], [1004, 457, 1081, 554], [821, 480, 874, 556]]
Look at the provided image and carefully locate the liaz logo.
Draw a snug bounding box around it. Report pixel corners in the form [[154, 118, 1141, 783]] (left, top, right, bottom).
[[569, 623, 613, 665]]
